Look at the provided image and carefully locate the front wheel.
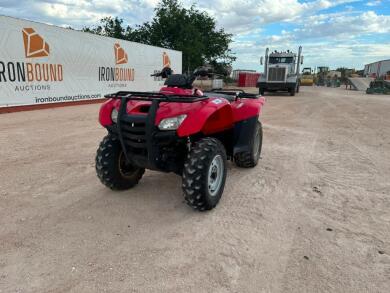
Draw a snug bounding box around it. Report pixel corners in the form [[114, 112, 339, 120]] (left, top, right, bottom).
[[182, 138, 227, 211], [96, 135, 145, 190]]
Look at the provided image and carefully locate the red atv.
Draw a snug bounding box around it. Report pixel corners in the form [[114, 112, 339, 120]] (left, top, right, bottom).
[[96, 68, 265, 211]]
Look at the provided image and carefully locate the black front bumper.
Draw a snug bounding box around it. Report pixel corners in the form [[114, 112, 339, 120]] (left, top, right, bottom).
[[107, 110, 186, 174], [104, 91, 209, 174]]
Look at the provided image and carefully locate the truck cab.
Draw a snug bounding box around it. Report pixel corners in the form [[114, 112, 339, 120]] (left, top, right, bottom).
[[257, 47, 303, 96]]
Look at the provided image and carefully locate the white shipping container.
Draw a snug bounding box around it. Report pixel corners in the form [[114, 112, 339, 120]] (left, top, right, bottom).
[[0, 16, 182, 107]]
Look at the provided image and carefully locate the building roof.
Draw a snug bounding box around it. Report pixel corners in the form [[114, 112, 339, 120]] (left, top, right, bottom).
[[365, 59, 390, 66]]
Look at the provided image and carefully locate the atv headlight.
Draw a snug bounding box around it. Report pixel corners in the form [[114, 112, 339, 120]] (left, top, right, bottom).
[[158, 114, 187, 130], [111, 108, 118, 123]]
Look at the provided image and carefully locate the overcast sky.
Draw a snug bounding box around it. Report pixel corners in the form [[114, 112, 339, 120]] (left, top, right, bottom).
[[1, 0, 389, 71]]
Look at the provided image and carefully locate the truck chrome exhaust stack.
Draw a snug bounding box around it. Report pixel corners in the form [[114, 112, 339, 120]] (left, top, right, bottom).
[[296, 46, 302, 75], [265, 48, 269, 80]]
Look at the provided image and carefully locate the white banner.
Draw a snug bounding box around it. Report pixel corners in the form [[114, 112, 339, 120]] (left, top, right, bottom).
[[0, 16, 182, 107]]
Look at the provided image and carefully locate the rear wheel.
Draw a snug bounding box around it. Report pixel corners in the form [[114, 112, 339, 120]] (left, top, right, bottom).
[[96, 135, 144, 190], [234, 121, 263, 168], [182, 138, 227, 211]]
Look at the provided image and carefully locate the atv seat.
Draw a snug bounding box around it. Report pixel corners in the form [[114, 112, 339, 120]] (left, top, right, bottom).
[[164, 74, 194, 89]]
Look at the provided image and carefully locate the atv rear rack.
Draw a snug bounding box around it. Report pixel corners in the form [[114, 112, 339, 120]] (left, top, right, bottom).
[[105, 91, 209, 103], [210, 89, 259, 99]]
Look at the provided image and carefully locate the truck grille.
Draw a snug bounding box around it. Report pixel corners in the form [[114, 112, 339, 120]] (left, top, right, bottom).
[[267, 67, 286, 82]]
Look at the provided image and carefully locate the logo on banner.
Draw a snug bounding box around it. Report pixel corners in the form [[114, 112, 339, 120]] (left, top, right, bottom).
[[114, 43, 128, 65], [0, 27, 63, 93], [22, 28, 50, 58], [163, 52, 171, 68], [98, 43, 135, 86], [152, 52, 172, 81]]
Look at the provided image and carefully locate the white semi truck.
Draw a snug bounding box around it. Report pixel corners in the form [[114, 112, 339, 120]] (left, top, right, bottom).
[[257, 46, 303, 96]]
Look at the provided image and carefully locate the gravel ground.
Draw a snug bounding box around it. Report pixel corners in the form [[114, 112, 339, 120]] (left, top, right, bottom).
[[0, 86, 389, 293]]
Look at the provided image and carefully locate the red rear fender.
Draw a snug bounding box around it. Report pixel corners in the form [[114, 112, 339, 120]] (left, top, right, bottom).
[[232, 97, 264, 121]]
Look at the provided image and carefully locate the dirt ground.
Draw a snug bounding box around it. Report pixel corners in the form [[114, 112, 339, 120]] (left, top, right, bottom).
[[1, 86, 389, 293]]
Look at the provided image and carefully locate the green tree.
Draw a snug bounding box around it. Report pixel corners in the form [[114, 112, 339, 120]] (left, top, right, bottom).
[[83, 17, 125, 39], [83, 0, 235, 73]]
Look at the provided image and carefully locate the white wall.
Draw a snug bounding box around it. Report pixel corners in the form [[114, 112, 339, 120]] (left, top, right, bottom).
[[0, 16, 182, 107]]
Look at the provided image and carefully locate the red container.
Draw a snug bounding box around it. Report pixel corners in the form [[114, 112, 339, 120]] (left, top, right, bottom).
[[238, 72, 246, 87], [238, 72, 261, 87]]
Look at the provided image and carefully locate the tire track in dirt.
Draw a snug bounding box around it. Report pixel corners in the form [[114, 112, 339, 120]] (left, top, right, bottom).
[[1, 88, 390, 292], [281, 88, 390, 293], [203, 93, 322, 292]]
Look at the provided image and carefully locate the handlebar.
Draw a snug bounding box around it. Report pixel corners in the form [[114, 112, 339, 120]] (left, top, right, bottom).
[[151, 67, 173, 79], [150, 72, 162, 77]]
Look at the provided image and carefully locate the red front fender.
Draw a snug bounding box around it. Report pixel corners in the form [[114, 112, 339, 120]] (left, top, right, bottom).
[[177, 99, 234, 137]]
